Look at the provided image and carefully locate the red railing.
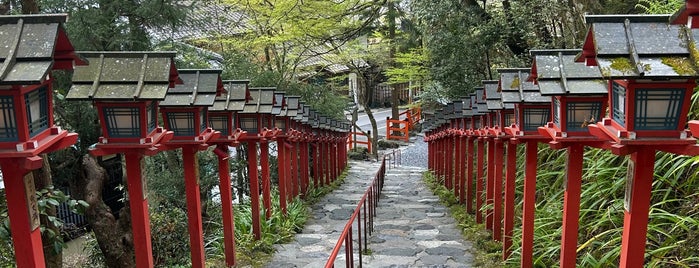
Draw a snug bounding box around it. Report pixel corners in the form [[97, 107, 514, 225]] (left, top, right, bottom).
[[400, 106, 421, 130], [325, 149, 401, 268], [386, 118, 409, 142], [347, 131, 372, 152]]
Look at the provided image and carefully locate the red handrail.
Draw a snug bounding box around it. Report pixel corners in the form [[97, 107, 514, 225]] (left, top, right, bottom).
[[325, 149, 401, 268], [347, 131, 372, 152]]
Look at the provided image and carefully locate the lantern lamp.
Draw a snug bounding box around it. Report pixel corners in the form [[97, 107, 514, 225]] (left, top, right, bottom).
[[239, 87, 276, 134], [66, 51, 180, 268], [0, 14, 84, 268], [499, 68, 551, 136], [484, 80, 515, 134], [579, 15, 697, 142], [209, 80, 250, 141], [528, 49, 608, 139], [159, 69, 222, 142], [67, 51, 179, 147]]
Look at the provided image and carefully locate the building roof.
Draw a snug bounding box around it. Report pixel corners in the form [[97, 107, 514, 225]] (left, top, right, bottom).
[[0, 14, 81, 85], [66, 52, 178, 100], [160, 69, 223, 107], [579, 14, 699, 78], [498, 68, 550, 104], [530, 49, 607, 95]]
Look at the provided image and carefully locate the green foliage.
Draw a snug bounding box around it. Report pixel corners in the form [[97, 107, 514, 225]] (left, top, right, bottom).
[[150, 206, 191, 266], [384, 47, 429, 87], [636, 0, 684, 14]]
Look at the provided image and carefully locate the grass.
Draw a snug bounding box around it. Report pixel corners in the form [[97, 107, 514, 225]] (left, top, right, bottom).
[[426, 141, 699, 267]]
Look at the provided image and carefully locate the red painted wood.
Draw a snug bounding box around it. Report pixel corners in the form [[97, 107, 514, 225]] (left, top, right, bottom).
[[300, 142, 310, 196], [486, 139, 495, 231], [476, 139, 485, 223], [446, 136, 453, 190], [0, 160, 46, 268], [313, 144, 320, 186], [290, 142, 299, 198], [215, 145, 237, 267], [619, 150, 655, 268], [560, 144, 583, 268], [182, 147, 206, 268], [503, 142, 517, 260], [455, 136, 463, 200], [493, 139, 504, 242], [467, 137, 475, 213], [277, 140, 288, 215], [521, 141, 538, 268], [260, 142, 272, 219], [247, 141, 261, 240], [124, 153, 155, 268]]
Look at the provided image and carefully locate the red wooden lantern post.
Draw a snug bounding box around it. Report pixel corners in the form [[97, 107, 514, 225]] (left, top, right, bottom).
[[500, 68, 551, 268], [159, 69, 223, 268], [208, 79, 251, 267], [460, 98, 476, 213], [238, 87, 280, 238], [470, 91, 487, 224], [449, 101, 464, 199], [67, 51, 180, 268], [579, 14, 699, 267], [0, 14, 83, 267], [529, 49, 610, 267], [484, 79, 515, 242]]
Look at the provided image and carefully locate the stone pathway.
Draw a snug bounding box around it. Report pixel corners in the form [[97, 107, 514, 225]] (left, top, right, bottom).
[[267, 160, 381, 267], [267, 155, 474, 267]]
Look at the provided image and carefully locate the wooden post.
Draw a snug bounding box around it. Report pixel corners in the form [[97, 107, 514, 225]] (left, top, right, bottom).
[[486, 138, 495, 231], [0, 159, 47, 268], [246, 141, 261, 240], [467, 136, 475, 213], [215, 145, 236, 266], [619, 149, 655, 268], [290, 142, 299, 198], [182, 146, 206, 268], [277, 140, 288, 215], [521, 141, 538, 268], [560, 144, 584, 268], [455, 135, 463, 200], [503, 141, 517, 260], [493, 138, 504, 241], [260, 141, 272, 219], [300, 141, 310, 195], [476, 138, 485, 223]]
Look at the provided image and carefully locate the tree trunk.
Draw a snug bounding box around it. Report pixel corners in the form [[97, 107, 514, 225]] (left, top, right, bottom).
[[387, 0, 400, 122], [363, 105, 379, 158], [80, 155, 135, 268], [33, 156, 62, 268]]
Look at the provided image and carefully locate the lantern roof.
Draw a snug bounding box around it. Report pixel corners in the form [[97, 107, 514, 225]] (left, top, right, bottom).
[[240, 87, 276, 114], [579, 14, 699, 78], [452, 100, 463, 118], [299, 104, 311, 123], [474, 87, 489, 113], [484, 80, 515, 110], [498, 68, 549, 104], [470, 93, 482, 115], [461, 96, 473, 117], [271, 91, 285, 115], [529, 49, 607, 96], [160, 69, 223, 107], [444, 102, 454, 119], [0, 14, 84, 85], [211, 80, 250, 112], [67, 51, 178, 100], [283, 96, 301, 117]]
